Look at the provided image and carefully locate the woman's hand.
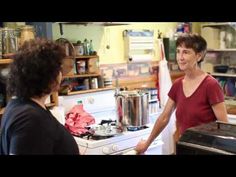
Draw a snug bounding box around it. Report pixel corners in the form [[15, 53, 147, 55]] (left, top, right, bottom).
[[135, 139, 149, 155]]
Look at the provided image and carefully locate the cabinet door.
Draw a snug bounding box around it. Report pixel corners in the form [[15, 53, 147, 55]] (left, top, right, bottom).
[[88, 58, 99, 74]]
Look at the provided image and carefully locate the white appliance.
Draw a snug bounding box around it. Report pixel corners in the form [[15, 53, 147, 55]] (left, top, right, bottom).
[[58, 89, 163, 155], [123, 30, 155, 63], [74, 125, 163, 155]]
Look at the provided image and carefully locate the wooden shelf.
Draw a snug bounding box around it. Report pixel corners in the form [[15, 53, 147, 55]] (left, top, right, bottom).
[[202, 22, 234, 28], [62, 73, 100, 79], [0, 59, 13, 65], [207, 49, 236, 52], [211, 73, 236, 78], [64, 87, 114, 96], [65, 55, 99, 59]]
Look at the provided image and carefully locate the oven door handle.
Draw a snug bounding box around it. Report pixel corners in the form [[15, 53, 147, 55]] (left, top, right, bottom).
[[111, 147, 137, 155]]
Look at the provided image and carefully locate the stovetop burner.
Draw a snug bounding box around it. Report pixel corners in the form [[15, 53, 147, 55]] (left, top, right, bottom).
[[126, 125, 149, 131], [74, 119, 123, 140], [75, 131, 121, 140], [73, 120, 150, 141]]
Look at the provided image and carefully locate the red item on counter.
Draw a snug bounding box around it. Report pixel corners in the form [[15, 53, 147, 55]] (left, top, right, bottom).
[[65, 104, 95, 136]]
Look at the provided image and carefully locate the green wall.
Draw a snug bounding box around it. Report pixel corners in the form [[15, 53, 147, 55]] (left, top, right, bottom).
[[52, 22, 180, 64]]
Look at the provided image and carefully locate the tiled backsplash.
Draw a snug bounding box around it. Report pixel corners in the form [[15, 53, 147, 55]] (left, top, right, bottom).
[[100, 61, 159, 79]]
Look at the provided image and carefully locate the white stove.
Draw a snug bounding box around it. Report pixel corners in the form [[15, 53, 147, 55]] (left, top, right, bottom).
[[58, 89, 163, 155], [74, 124, 163, 155]]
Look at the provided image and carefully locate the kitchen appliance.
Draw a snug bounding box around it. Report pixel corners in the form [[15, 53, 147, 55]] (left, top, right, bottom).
[[74, 124, 163, 155], [58, 89, 163, 155], [123, 30, 154, 62], [176, 121, 236, 155], [115, 90, 149, 128]]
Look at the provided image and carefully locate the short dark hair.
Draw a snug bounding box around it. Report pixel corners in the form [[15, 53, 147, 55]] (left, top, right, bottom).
[[176, 33, 207, 63], [7, 38, 66, 99]]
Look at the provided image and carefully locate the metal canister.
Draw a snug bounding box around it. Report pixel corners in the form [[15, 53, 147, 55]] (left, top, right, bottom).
[[91, 78, 98, 89], [83, 78, 90, 90]]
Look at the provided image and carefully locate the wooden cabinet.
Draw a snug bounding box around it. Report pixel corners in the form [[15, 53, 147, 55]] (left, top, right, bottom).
[[59, 55, 113, 96], [201, 22, 236, 114]]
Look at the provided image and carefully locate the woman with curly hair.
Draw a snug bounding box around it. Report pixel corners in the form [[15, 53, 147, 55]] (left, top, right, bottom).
[[0, 38, 79, 155]]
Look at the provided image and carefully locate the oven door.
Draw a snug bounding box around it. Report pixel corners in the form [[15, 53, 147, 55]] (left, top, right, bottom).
[[112, 139, 163, 155]]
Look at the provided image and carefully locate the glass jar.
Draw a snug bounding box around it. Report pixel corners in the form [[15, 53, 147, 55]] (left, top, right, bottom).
[[1, 27, 18, 58], [20, 25, 35, 46]]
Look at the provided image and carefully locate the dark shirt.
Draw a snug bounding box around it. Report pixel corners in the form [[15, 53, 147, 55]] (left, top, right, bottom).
[[0, 98, 80, 155]]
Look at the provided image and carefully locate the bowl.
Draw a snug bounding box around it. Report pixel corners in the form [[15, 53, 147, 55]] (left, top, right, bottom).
[[214, 65, 229, 73]]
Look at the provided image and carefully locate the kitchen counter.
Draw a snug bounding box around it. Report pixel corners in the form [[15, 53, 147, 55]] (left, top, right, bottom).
[[228, 114, 236, 124]]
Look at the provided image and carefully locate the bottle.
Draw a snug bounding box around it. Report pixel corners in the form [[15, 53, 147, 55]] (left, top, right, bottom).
[[77, 40, 84, 55], [89, 40, 94, 55], [77, 100, 83, 109], [83, 39, 89, 55], [174, 23, 184, 40]]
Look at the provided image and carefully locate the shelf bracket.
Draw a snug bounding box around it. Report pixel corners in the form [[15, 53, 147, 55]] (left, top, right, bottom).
[[59, 23, 63, 35]]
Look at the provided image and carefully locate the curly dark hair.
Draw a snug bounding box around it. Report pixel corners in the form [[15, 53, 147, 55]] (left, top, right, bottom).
[[7, 38, 66, 99], [176, 33, 207, 63]]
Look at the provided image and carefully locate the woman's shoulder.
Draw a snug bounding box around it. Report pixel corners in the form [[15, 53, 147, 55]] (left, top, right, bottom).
[[205, 74, 219, 84], [4, 98, 47, 121]]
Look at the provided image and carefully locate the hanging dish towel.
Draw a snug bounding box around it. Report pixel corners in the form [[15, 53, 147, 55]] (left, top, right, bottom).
[[158, 38, 176, 155]]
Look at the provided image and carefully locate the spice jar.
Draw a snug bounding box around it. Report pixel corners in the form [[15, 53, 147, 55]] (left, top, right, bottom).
[[20, 25, 35, 46]]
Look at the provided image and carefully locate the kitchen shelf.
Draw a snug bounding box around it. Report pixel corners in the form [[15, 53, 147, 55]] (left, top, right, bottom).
[[207, 49, 236, 52], [0, 59, 13, 65], [65, 55, 99, 59], [201, 22, 236, 115], [202, 22, 235, 28], [211, 73, 236, 78], [62, 73, 100, 79], [65, 87, 114, 95]]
